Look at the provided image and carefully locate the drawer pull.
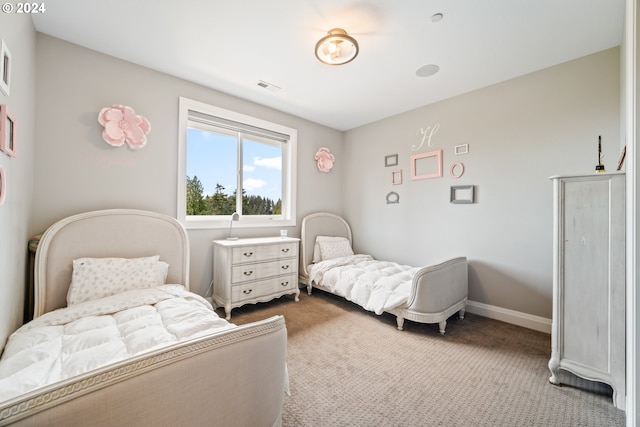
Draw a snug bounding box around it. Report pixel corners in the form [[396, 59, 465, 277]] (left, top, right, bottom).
[[281, 265, 290, 270], [243, 270, 254, 276], [243, 252, 254, 257], [281, 281, 289, 287], [281, 248, 290, 253], [242, 289, 253, 295]]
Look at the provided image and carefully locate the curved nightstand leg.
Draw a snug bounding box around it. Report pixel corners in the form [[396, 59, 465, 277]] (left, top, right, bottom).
[[396, 316, 405, 331], [294, 288, 300, 302], [224, 304, 232, 321], [548, 358, 560, 385], [438, 320, 447, 335], [459, 307, 466, 320]]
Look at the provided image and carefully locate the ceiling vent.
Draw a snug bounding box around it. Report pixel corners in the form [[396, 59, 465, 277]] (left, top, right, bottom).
[[257, 80, 281, 92]]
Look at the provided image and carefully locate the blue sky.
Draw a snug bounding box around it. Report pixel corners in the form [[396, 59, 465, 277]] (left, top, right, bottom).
[[187, 128, 282, 201]]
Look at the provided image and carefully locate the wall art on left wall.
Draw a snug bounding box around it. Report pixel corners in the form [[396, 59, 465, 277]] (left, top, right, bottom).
[[0, 39, 11, 96], [0, 165, 6, 206], [0, 104, 16, 157]]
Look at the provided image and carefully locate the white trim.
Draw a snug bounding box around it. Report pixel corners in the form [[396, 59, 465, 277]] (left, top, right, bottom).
[[626, 0, 638, 422], [177, 97, 297, 229], [466, 300, 552, 334]]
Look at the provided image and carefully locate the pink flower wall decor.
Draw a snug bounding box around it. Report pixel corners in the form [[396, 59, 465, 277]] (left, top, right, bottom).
[[98, 104, 151, 150], [315, 147, 335, 173]]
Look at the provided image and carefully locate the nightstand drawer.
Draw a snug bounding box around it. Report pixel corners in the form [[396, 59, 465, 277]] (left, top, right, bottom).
[[277, 243, 297, 258], [278, 259, 297, 275], [232, 282, 259, 302], [270, 274, 297, 293], [231, 259, 298, 283], [232, 246, 259, 264], [231, 264, 259, 283], [231, 242, 297, 264], [231, 274, 298, 302]]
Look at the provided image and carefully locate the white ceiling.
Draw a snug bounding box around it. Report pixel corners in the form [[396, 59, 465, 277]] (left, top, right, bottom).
[[32, 0, 625, 131]]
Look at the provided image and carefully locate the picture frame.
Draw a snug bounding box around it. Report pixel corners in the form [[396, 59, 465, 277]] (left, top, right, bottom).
[[391, 169, 402, 185], [0, 165, 5, 206], [0, 104, 16, 157], [410, 149, 442, 180], [0, 39, 11, 96], [450, 185, 475, 204], [450, 162, 464, 178], [385, 154, 398, 167], [386, 191, 399, 204], [454, 144, 469, 155]]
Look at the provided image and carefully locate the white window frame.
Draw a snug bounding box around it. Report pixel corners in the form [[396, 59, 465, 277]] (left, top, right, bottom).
[[177, 97, 297, 229]]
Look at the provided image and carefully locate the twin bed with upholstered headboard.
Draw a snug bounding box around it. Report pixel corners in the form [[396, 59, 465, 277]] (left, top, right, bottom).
[[0, 209, 287, 427], [299, 212, 468, 334]]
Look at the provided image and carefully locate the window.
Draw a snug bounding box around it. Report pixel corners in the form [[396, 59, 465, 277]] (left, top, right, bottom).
[[178, 97, 297, 229]]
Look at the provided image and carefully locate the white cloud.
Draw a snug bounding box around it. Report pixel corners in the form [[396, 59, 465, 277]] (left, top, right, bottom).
[[243, 164, 256, 172], [253, 156, 281, 170], [243, 178, 267, 191]]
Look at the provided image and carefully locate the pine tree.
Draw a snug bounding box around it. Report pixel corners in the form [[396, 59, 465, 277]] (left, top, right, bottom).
[[186, 175, 207, 215]]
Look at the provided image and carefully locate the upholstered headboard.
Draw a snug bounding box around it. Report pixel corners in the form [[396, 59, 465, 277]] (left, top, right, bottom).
[[299, 212, 352, 280], [33, 209, 190, 318]]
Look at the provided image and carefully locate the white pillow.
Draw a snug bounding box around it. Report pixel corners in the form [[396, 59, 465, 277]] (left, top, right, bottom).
[[317, 237, 354, 261], [313, 236, 350, 263], [67, 256, 169, 305]]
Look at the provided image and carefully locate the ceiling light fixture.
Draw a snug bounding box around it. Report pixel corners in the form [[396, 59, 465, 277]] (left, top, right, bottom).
[[315, 28, 359, 66]]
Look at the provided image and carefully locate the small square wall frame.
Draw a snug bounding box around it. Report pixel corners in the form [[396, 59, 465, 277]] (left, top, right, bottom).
[[450, 185, 475, 204], [411, 149, 442, 180], [385, 154, 398, 167]]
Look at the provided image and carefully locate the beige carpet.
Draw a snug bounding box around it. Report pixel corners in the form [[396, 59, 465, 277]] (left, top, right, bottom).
[[219, 290, 626, 427]]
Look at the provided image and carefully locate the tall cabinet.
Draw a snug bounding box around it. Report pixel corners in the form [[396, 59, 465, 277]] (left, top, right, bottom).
[[548, 172, 625, 409]]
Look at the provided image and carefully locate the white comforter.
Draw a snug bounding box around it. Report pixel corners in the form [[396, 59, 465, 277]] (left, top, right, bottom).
[[309, 255, 419, 315], [0, 285, 235, 402]]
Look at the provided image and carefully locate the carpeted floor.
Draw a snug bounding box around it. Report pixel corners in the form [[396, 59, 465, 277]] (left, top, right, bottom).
[[218, 289, 626, 427]]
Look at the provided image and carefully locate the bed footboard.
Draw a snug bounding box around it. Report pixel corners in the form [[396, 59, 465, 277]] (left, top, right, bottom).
[[392, 257, 468, 334], [0, 316, 287, 427]]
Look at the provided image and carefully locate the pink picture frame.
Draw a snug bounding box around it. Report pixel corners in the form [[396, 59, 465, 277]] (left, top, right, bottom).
[[392, 169, 402, 185], [410, 149, 442, 180], [0, 165, 5, 206], [0, 104, 16, 157]]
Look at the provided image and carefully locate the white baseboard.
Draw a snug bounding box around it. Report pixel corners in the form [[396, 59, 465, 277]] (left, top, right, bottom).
[[203, 294, 551, 334], [466, 300, 551, 334]]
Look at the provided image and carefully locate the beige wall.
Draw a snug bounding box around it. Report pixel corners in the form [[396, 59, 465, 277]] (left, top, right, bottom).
[[343, 48, 621, 321], [0, 31, 621, 344], [0, 14, 36, 345], [33, 34, 344, 298]]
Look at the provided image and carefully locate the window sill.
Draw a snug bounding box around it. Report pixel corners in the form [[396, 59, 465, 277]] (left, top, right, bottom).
[[181, 217, 295, 230]]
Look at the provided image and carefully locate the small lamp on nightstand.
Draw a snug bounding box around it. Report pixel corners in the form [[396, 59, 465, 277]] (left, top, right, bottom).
[[227, 212, 240, 240]]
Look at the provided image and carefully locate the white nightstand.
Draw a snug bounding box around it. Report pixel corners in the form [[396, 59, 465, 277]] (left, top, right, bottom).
[[212, 236, 300, 320]]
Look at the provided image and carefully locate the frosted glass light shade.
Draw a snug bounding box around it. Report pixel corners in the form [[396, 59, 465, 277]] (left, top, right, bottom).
[[315, 28, 359, 65]]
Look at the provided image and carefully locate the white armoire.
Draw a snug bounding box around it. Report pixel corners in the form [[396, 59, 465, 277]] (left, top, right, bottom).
[[548, 172, 625, 409]]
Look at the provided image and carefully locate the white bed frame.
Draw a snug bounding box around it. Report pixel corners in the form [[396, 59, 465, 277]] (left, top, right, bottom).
[[299, 212, 468, 334], [1, 209, 287, 427]]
